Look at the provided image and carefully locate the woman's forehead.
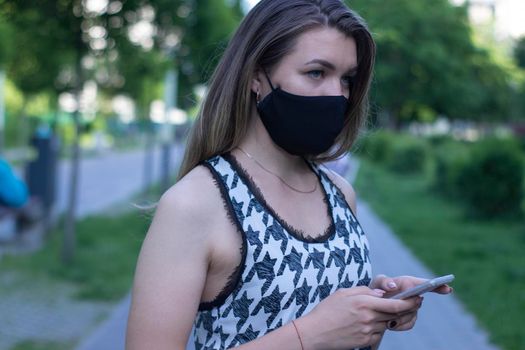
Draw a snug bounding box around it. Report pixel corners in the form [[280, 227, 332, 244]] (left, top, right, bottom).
[[285, 27, 358, 70]]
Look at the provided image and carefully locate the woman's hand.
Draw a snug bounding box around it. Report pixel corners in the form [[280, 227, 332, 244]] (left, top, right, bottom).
[[369, 274, 453, 331], [294, 286, 423, 350]]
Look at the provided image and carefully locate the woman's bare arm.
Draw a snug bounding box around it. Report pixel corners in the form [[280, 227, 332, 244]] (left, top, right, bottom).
[[126, 168, 218, 350]]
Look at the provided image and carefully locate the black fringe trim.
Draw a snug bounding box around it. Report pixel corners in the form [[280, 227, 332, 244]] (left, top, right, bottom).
[[197, 161, 248, 311], [223, 153, 335, 243]]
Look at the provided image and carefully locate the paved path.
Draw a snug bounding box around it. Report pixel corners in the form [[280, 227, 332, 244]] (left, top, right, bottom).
[[55, 144, 182, 218], [75, 156, 500, 350]]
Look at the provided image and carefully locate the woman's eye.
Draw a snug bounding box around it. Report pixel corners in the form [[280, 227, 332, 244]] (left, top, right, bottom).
[[341, 76, 354, 87], [307, 70, 323, 79]]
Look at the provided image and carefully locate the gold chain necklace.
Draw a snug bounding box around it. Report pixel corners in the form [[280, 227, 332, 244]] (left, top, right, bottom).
[[236, 147, 318, 194]]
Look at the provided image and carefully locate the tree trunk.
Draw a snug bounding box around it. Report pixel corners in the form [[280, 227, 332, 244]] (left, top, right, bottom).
[[62, 31, 83, 264], [143, 113, 154, 197]]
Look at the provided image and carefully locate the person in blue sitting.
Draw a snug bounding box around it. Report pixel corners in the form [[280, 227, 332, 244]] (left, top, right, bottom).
[[0, 157, 29, 208]]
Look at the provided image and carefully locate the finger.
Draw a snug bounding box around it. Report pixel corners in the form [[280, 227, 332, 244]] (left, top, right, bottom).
[[379, 276, 399, 293], [399, 296, 424, 313], [392, 276, 427, 290], [431, 284, 453, 295], [369, 295, 421, 314], [370, 274, 388, 289], [372, 310, 403, 323], [389, 311, 418, 331], [369, 332, 384, 346]]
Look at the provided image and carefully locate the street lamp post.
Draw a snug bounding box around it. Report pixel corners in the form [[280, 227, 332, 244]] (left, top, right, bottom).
[[160, 50, 178, 193], [0, 69, 5, 154]]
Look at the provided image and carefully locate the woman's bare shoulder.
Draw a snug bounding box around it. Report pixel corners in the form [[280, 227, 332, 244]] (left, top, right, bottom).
[[161, 165, 219, 212], [321, 165, 357, 214]]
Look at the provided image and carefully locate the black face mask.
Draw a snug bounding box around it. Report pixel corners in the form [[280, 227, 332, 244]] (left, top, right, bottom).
[[256, 73, 349, 156]]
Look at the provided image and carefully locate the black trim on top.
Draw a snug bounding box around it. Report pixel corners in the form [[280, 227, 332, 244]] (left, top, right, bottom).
[[197, 160, 248, 311], [318, 164, 361, 224], [223, 153, 336, 243]]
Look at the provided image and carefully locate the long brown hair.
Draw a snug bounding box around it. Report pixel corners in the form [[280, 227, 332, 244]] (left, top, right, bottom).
[[178, 0, 375, 179]]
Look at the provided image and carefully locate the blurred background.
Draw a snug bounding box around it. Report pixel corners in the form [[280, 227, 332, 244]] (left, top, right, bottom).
[[0, 0, 523, 349]]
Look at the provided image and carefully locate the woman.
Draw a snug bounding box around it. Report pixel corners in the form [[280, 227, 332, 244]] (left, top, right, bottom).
[[126, 1, 452, 349]]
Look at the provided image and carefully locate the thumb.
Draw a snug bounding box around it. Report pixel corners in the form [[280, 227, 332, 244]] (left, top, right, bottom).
[[380, 277, 399, 292], [371, 274, 398, 292]]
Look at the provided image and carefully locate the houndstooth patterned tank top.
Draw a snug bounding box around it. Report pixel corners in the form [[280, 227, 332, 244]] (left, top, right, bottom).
[[193, 154, 372, 349]]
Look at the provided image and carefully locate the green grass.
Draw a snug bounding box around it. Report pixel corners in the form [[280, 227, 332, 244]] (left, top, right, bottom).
[[354, 159, 525, 350], [2, 211, 150, 301], [10, 340, 74, 350]]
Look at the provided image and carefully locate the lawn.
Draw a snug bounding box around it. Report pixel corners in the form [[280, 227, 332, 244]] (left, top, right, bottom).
[[354, 159, 525, 350], [2, 211, 150, 301]]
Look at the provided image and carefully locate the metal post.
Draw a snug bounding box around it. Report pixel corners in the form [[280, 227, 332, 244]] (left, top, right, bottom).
[[0, 69, 5, 154], [160, 68, 178, 193]]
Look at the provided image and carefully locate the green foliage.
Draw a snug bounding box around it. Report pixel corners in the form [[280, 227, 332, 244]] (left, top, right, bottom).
[[432, 140, 470, 197], [519, 136, 525, 153], [184, 0, 241, 83], [457, 138, 524, 218], [357, 130, 428, 173], [514, 36, 525, 69], [1, 1, 78, 96], [348, 0, 514, 123], [0, 16, 14, 67], [357, 129, 396, 163], [10, 340, 73, 350], [386, 136, 429, 174], [111, 36, 169, 113], [177, 0, 241, 108]]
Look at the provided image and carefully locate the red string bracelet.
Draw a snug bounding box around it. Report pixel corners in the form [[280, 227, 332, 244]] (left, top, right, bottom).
[[291, 320, 305, 350]]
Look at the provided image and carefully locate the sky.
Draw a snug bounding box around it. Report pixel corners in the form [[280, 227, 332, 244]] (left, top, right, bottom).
[[244, 0, 525, 38], [494, 0, 525, 38]]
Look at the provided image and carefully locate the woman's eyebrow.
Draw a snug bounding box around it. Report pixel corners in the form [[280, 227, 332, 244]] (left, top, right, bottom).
[[347, 66, 358, 76], [305, 59, 358, 74]]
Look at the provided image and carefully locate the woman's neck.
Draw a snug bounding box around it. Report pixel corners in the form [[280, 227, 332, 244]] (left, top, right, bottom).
[[235, 111, 311, 179]]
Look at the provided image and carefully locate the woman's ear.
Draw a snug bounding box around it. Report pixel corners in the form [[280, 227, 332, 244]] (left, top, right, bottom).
[[251, 69, 263, 94]]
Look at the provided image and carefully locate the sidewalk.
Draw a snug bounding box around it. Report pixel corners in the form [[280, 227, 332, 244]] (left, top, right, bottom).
[[55, 144, 182, 218], [75, 157, 500, 350]]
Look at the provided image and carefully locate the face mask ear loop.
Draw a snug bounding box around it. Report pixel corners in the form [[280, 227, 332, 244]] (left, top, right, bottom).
[[263, 70, 276, 91]]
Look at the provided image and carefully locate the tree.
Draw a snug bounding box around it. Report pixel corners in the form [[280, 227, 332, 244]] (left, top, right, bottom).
[[183, 0, 241, 84], [348, 0, 513, 125], [0, 0, 147, 263], [0, 16, 14, 152], [514, 36, 525, 69], [0, 16, 13, 66], [0, 0, 243, 262], [138, 0, 241, 108]]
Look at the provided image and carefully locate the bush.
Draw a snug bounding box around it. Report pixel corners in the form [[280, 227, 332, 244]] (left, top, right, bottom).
[[387, 137, 429, 174], [427, 134, 455, 147], [433, 141, 470, 197], [457, 138, 524, 218], [357, 130, 396, 163], [518, 137, 525, 153]]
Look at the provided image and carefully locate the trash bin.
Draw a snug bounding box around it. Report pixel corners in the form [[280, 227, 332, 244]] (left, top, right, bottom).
[[25, 133, 59, 212]]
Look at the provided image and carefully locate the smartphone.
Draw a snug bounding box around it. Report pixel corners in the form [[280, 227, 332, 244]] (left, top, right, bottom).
[[389, 274, 455, 300]]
